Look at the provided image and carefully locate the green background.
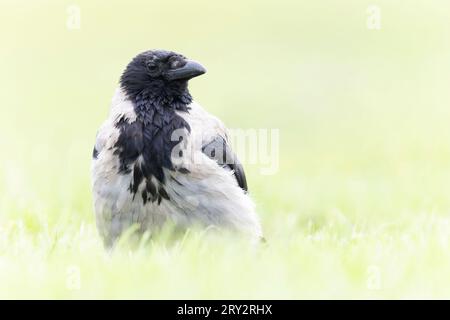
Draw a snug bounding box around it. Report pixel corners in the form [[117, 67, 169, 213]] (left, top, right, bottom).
[[1, 0, 450, 298]]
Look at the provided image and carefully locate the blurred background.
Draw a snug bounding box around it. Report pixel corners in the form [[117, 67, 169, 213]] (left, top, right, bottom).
[[1, 0, 450, 299]]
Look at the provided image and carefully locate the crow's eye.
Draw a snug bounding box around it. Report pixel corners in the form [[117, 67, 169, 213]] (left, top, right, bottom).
[[147, 64, 158, 71]]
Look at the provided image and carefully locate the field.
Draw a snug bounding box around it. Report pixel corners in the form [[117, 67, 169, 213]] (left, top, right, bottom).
[[1, 0, 450, 299]]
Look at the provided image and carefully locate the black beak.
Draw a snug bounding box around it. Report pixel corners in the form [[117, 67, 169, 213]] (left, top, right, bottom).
[[165, 60, 206, 81]]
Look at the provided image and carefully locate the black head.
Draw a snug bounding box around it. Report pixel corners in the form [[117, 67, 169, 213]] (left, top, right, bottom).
[[119, 50, 206, 104]]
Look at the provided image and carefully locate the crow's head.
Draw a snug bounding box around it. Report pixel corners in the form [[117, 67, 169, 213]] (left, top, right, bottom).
[[120, 50, 206, 103]]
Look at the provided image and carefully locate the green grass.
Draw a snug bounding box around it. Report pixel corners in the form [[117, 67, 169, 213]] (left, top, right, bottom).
[[1, 0, 450, 298]]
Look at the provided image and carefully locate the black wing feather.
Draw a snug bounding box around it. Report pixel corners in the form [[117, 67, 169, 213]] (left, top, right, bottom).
[[202, 136, 248, 192]]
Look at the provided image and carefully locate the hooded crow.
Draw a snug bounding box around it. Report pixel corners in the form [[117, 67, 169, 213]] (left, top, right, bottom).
[[92, 50, 262, 247]]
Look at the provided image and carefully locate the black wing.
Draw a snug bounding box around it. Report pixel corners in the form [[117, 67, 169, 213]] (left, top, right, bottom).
[[202, 136, 248, 192]]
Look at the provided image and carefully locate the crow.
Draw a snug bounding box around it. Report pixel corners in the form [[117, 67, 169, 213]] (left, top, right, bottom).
[[92, 50, 262, 247]]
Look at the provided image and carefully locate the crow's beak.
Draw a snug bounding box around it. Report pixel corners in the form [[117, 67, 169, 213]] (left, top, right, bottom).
[[165, 60, 206, 81]]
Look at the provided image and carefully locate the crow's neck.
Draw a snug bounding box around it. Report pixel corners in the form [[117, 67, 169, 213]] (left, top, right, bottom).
[[133, 88, 192, 125], [130, 87, 192, 182], [115, 85, 192, 194]]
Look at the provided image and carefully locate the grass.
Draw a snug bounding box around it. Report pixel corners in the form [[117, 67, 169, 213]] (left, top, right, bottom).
[[1, 0, 450, 299]]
